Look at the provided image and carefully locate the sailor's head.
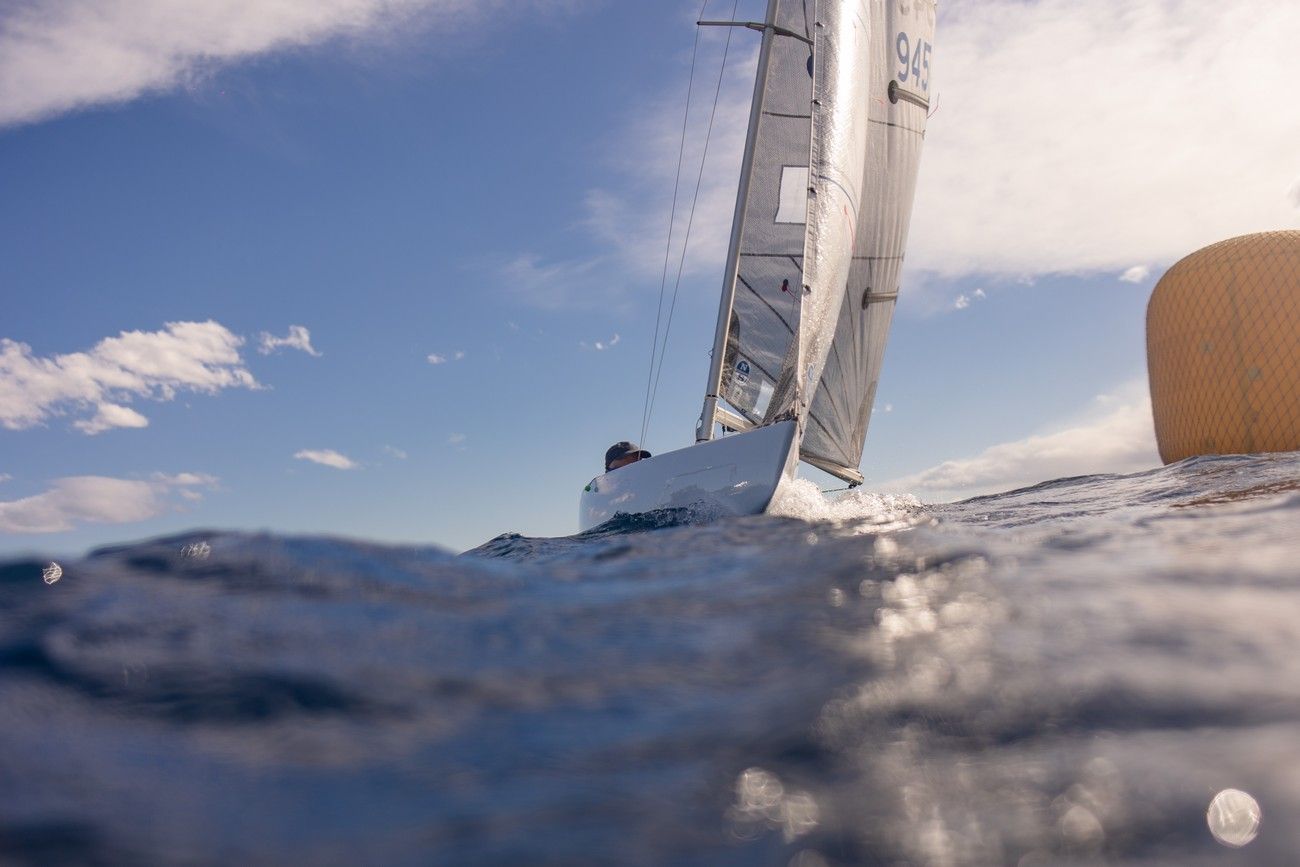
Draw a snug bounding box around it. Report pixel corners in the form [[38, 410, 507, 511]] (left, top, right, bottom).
[[605, 441, 652, 472]]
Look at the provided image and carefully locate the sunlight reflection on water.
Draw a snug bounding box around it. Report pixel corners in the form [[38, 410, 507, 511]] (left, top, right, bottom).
[[2, 452, 1297, 864], [730, 767, 821, 843]]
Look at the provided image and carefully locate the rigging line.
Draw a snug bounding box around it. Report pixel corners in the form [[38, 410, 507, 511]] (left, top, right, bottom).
[[645, 0, 741, 443], [639, 0, 710, 448]]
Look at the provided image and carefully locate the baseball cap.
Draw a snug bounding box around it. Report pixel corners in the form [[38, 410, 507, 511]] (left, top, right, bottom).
[[604, 441, 652, 472]]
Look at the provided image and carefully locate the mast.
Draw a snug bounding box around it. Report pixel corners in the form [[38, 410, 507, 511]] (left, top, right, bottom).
[[696, 0, 781, 443]]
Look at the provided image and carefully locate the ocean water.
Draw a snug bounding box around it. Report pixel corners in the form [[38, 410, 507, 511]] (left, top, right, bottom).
[[2, 453, 1298, 865]]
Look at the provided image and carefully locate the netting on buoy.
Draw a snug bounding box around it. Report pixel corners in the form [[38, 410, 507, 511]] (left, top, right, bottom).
[[1146, 230, 1300, 464]]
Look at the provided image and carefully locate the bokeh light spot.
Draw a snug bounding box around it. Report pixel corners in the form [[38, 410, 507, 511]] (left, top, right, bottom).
[[1207, 788, 1260, 847]]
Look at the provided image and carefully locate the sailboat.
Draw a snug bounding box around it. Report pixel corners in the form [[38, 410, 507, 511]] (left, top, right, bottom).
[[580, 0, 936, 531]]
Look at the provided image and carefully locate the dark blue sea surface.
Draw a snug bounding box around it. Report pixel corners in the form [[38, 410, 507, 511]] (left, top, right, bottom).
[[3, 453, 1299, 865]]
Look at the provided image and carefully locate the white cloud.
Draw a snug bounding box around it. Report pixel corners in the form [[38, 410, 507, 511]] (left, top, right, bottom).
[[881, 381, 1160, 502], [951, 288, 988, 311], [498, 254, 613, 311], [258, 325, 321, 356], [294, 449, 357, 470], [382, 445, 408, 460], [0, 321, 258, 434], [1119, 265, 1151, 284], [0, 474, 11, 483], [0, 472, 219, 534], [909, 0, 1300, 278], [502, 0, 1300, 308], [500, 32, 756, 307], [0, 0, 580, 129], [447, 433, 466, 445], [73, 402, 150, 435], [426, 350, 465, 365], [582, 332, 622, 351], [152, 471, 218, 486]]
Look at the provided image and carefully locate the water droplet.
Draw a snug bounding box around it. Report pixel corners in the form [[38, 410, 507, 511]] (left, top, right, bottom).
[[42, 562, 62, 585], [1207, 788, 1260, 847]]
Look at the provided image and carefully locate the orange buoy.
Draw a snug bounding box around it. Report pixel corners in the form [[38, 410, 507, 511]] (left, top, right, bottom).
[[1146, 230, 1300, 464]]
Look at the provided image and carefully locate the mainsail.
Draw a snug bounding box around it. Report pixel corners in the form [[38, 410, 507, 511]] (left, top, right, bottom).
[[703, 0, 815, 433], [700, 0, 935, 485]]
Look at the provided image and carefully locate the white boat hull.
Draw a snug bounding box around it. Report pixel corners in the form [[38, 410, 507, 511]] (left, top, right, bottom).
[[579, 421, 798, 532]]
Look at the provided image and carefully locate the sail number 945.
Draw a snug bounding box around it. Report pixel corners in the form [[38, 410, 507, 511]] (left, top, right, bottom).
[[896, 32, 931, 91]]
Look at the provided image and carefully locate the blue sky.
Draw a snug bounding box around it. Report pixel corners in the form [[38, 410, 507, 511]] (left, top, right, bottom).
[[2, 0, 1298, 555]]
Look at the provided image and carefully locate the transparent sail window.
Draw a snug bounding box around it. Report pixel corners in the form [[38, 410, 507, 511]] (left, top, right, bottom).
[[775, 165, 809, 224]]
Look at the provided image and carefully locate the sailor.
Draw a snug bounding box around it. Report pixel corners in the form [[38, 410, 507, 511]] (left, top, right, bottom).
[[604, 441, 652, 473]]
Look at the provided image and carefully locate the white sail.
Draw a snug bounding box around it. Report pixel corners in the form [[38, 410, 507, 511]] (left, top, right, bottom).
[[766, 0, 877, 433], [699, 0, 934, 480], [585, 0, 936, 530], [705, 0, 816, 431], [801, 0, 936, 481]]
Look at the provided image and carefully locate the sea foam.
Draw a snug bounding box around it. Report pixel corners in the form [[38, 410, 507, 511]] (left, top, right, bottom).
[[766, 476, 925, 531]]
